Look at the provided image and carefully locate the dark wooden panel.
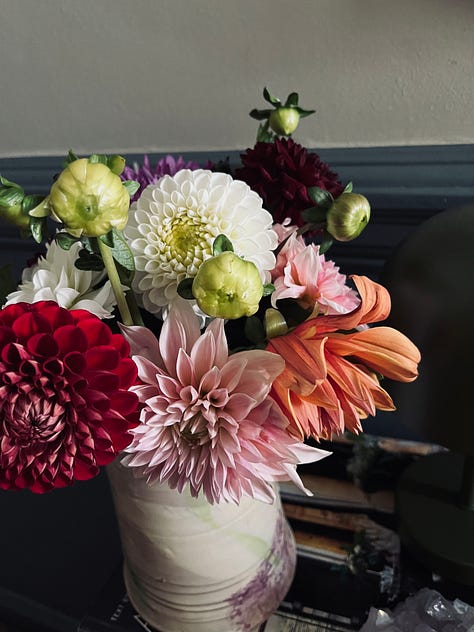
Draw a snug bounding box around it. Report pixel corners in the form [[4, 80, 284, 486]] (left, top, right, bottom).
[[1, 145, 473, 281]]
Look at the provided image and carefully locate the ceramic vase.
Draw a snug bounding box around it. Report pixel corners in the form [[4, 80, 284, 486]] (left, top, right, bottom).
[[107, 460, 296, 632]]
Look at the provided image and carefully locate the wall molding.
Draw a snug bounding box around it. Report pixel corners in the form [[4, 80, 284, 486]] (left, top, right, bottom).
[[1, 145, 473, 279]]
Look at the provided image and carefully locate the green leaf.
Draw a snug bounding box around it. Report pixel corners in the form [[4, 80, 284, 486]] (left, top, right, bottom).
[[75, 249, 105, 272], [244, 315, 265, 345], [88, 154, 108, 165], [22, 194, 45, 213], [343, 181, 353, 194], [318, 231, 334, 255], [177, 277, 194, 300], [307, 186, 334, 208], [29, 216, 46, 243], [27, 195, 51, 218], [284, 92, 299, 107], [256, 121, 275, 143], [115, 260, 135, 286], [122, 180, 140, 197], [0, 264, 17, 306], [0, 186, 24, 208], [263, 87, 281, 107], [0, 175, 24, 192], [99, 230, 115, 248], [212, 234, 234, 256], [55, 232, 79, 251], [249, 108, 273, 121], [301, 206, 327, 224], [296, 107, 316, 118], [262, 283, 275, 297], [64, 149, 79, 166], [109, 229, 135, 272]]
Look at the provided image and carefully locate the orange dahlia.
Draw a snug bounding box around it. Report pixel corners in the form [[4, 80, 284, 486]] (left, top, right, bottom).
[[267, 276, 420, 440]]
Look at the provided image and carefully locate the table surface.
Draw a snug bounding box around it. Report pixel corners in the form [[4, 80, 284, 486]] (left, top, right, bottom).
[[1, 455, 472, 632]]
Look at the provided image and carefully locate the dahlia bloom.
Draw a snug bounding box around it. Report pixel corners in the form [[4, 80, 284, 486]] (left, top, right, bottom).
[[0, 301, 139, 492], [5, 241, 117, 319], [236, 138, 344, 227], [120, 299, 329, 504], [268, 276, 420, 440], [271, 232, 360, 315], [125, 169, 278, 316], [121, 154, 202, 202]]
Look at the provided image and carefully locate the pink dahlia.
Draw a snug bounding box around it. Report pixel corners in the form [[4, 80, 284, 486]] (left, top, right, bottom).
[[121, 154, 202, 202], [236, 138, 344, 227], [0, 301, 139, 493], [271, 232, 360, 315], [120, 300, 329, 504]]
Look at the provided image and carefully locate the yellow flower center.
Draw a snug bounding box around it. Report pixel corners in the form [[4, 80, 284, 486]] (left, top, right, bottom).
[[162, 214, 213, 268]]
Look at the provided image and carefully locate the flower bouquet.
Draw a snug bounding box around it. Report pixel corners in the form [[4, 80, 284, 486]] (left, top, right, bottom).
[[0, 88, 420, 632]]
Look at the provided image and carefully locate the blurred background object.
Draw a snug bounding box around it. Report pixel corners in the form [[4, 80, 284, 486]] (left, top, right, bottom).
[[382, 204, 474, 585]]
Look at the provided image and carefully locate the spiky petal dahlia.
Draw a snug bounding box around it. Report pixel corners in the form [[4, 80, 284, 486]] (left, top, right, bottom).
[[125, 169, 278, 316], [236, 138, 344, 227], [0, 302, 139, 493], [121, 154, 202, 202], [268, 276, 420, 440], [120, 300, 329, 504]]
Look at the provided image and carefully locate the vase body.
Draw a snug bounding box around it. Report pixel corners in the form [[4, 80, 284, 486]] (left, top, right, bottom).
[[107, 460, 296, 632]]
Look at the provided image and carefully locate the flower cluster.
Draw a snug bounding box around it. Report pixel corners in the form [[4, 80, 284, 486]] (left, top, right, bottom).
[[0, 88, 420, 502]]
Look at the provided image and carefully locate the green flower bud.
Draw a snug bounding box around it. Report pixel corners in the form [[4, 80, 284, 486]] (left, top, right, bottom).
[[264, 308, 289, 339], [107, 155, 126, 176], [192, 252, 264, 319], [49, 158, 130, 237], [269, 107, 300, 136], [0, 177, 29, 230], [326, 193, 371, 242]]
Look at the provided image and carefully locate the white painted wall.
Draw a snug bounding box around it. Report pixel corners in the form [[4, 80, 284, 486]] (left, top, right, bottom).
[[1, 0, 473, 157]]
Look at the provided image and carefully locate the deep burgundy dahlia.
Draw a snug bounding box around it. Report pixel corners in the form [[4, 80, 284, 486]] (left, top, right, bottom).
[[0, 301, 139, 493], [236, 138, 344, 227]]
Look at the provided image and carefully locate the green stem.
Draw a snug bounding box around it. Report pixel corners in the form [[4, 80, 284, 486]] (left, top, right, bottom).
[[125, 288, 144, 327], [97, 239, 134, 326]]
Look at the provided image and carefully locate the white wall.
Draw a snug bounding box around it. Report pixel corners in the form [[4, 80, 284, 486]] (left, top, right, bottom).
[[1, 0, 473, 157]]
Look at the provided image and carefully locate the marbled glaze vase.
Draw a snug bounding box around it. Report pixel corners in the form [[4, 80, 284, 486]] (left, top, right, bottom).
[[107, 460, 296, 632]]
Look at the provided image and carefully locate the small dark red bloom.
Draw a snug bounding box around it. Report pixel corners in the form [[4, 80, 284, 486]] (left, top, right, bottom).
[[236, 138, 344, 227], [0, 301, 139, 493]]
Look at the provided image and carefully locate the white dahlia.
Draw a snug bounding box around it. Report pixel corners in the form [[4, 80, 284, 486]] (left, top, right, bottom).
[[5, 240, 117, 319], [125, 169, 278, 316]]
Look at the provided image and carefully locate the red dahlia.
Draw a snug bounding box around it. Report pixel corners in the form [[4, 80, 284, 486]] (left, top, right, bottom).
[[236, 138, 344, 227], [0, 301, 139, 493]]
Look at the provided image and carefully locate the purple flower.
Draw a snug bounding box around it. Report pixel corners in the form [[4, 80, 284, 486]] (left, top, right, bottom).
[[121, 155, 203, 202]]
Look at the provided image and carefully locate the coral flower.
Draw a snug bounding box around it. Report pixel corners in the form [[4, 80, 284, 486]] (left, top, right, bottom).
[[267, 276, 420, 440], [0, 302, 139, 492], [120, 299, 329, 504]]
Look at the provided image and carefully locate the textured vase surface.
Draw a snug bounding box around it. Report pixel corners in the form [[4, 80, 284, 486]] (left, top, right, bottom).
[[107, 460, 297, 632]]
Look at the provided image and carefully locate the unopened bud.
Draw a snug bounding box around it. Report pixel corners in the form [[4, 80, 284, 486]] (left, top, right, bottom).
[[49, 158, 130, 237], [269, 108, 300, 136], [326, 193, 371, 242], [0, 178, 29, 230], [192, 251, 263, 319]]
